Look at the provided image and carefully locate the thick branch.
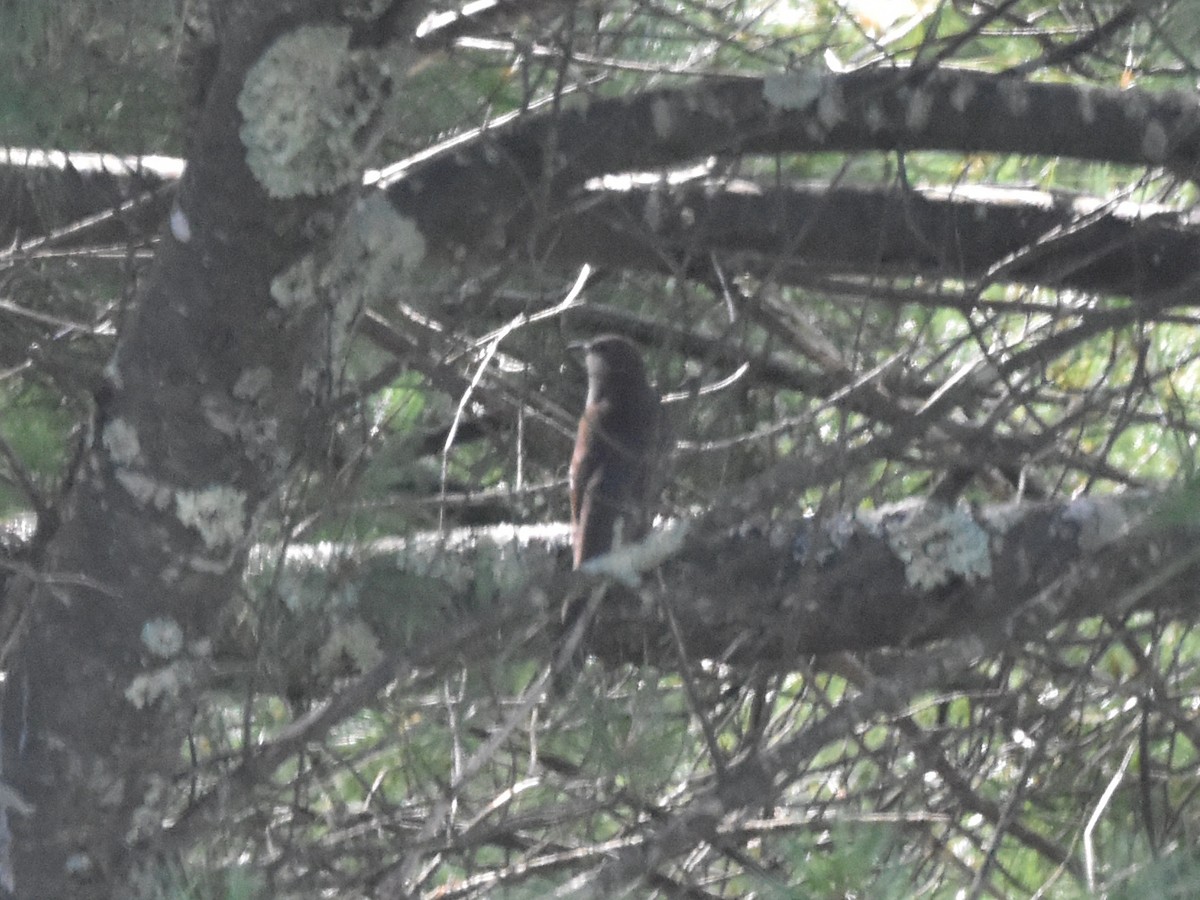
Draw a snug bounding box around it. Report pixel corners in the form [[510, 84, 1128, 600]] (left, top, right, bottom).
[[8, 70, 1199, 302], [0, 5, 417, 894], [381, 68, 1200, 253], [225, 492, 1199, 681], [547, 178, 1200, 300]]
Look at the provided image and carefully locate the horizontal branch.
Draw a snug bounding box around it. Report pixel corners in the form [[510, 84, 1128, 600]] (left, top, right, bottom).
[[546, 178, 1200, 300], [381, 67, 1200, 253], [7, 69, 1199, 301], [217, 491, 1199, 693]]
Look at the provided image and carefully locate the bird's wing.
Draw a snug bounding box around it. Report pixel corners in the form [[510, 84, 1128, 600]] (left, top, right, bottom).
[[574, 465, 622, 566]]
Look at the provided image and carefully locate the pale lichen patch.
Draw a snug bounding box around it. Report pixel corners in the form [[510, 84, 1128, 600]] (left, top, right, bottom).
[[102, 418, 142, 467], [187, 554, 237, 575], [977, 500, 1028, 535], [816, 81, 846, 130], [141, 617, 184, 659], [125, 775, 170, 844], [176, 485, 247, 550], [319, 618, 383, 673], [864, 101, 887, 133], [125, 666, 183, 709], [346, 192, 428, 291], [82, 756, 126, 809], [298, 364, 323, 394], [233, 367, 274, 401], [762, 70, 824, 110], [650, 97, 674, 138], [273, 193, 425, 329], [1060, 496, 1129, 551], [116, 471, 173, 510], [950, 78, 976, 113], [871, 501, 992, 590], [904, 88, 933, 132], [102, 357, 124, 391], [1078, 87, 1098, 125], [200, 396, 239, 437], [239, 25, 391, 198], [998, 79, 1031, 116], [271, 255, 319, 312], [65, 853, 94, 877]]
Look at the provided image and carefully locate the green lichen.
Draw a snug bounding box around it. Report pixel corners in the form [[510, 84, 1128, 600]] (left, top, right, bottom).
[[318, 618, 383, 674], [102, 418, 142, 467], [1061, 496, 1129, 551], [125, 666, 183, 709], [873, 502, 993, 591], [116, 471, 173, 510], [141, 617, 184, 659], [238, 25, 391, 198], [233, 366, 274, 401], [176, 485, 247, 550], [762, 70, 825, 110]]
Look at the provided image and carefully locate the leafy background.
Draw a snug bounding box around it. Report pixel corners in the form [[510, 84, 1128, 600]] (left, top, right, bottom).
[[4, 0, 1200, 897]]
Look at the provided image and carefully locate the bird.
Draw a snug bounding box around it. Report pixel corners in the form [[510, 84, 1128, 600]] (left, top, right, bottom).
[[569, 334, 665, 569]]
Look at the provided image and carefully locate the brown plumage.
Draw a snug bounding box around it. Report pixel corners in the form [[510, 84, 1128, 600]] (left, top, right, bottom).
[[569, 335, 665, 568]]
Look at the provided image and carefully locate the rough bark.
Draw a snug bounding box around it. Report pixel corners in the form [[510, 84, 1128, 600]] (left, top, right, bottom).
[[242, 492, 1200, 672], [0, 4, 423, 894], [377, 67, 1200, 257]]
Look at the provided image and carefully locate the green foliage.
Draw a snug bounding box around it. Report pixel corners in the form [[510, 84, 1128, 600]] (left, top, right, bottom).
[[0, 382, 74, 514], [1104, 847, 1200, 898], [8, 0, 1200, 896], [761, 824, 913, 899], [0, 0, 181, 151], [133, 861, 265, 900], [357, 559, 456, 647]]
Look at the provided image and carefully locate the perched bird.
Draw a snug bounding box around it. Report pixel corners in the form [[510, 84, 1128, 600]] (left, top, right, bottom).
[[569, 335, 665, 568]]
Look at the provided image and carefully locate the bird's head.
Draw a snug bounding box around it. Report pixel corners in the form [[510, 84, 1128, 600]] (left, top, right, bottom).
[[572, 335, 650, 400]]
